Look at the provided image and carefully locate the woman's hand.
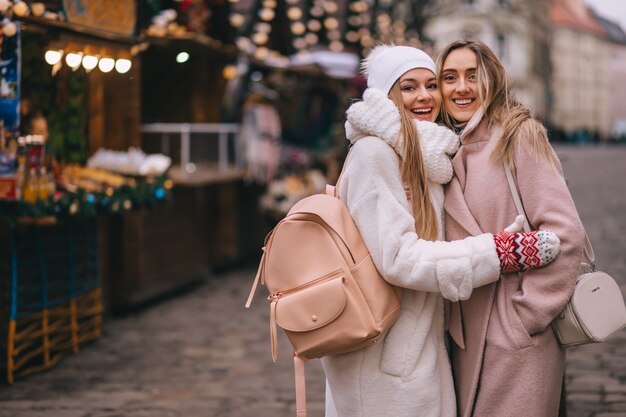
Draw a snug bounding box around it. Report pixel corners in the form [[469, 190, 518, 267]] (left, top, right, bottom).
[[493, 220, 560, 272]]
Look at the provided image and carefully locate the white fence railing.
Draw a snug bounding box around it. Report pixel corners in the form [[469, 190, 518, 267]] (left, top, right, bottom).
[[140, 123, 241, 177]]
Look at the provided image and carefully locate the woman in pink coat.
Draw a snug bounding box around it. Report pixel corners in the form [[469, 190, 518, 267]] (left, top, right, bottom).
[[438, 40, 586, 417]]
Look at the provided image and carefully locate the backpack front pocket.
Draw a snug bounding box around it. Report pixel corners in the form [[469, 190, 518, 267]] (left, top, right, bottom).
[[273, 270, 377, 359]]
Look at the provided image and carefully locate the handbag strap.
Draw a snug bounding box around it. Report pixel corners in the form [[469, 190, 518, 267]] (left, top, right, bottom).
[[503, 161, 595, 263]]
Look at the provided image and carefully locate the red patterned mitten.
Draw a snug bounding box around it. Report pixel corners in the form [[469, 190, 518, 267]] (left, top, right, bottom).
[[494, 230, 560, 272]]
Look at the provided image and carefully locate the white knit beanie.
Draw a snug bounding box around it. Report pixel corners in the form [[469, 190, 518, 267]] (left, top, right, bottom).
[[363, 45, 437, 94]]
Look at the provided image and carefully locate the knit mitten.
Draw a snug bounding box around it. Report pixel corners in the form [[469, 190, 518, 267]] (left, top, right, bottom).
[[494, 229, 560, 272]]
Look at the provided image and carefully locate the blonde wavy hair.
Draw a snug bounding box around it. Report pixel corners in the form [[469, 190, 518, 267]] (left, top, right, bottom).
[[436, 39, 557, 169], [388, 82, 439, 241]]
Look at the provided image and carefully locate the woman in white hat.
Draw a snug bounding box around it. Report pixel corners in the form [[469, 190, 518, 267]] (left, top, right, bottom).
[[321, 44, 561, 417]]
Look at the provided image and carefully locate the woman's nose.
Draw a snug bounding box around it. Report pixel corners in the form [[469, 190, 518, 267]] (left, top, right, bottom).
[[416, 88, 430, 101], [457, 79, 470, 93]]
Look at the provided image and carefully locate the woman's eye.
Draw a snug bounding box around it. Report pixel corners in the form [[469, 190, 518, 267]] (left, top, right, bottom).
[[443, 75, 455, 82], [401, 85, 415, 91], [427, 83, 438, 90], [468, 73, 476, 81]]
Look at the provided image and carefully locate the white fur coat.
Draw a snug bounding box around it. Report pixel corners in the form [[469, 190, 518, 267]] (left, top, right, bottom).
[[321, 89, 501, 417]]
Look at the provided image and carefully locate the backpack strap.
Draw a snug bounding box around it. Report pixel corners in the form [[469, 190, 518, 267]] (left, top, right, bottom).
[[245, 246, 266, 308], [325, 148, 354, 198], [245, 229, 274, 308], [294, 352, 308, 417]]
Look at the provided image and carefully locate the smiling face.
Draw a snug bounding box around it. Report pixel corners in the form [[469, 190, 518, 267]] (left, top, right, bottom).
[[440, 48, 482, 123], [397, 68, 441, 122]]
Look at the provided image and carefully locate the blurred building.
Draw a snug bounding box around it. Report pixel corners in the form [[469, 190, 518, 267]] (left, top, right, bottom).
[[423, 0, 552, 120], [549, 0, 611, 140], [592, 10, 626, 140]]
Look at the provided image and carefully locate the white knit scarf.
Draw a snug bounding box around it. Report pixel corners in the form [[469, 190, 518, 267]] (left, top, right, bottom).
[[344, 88, 460, 185]]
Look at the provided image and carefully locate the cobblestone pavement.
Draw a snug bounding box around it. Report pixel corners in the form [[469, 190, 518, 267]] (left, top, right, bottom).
[[0, 145, 625, 417]]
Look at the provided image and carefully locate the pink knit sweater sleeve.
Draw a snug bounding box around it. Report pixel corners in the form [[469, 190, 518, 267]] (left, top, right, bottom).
[[511, 147, 586, 335]]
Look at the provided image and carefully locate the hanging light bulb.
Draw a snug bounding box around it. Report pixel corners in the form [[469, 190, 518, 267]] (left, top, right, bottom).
[[324, 17, 339, 31], [31, 2, 45, 17], [323, 1, 338, 14], [345, 31, 360, 43], [229, 13, 244, 28], [98, 57, 115, 73], [65, 52, 82, 69], [291, 22, 305, 36], [223, 65, 237, 80], [259, 8, 275, 21], [310, 6, 323, 18], [254, 47, 269, 60], [12, 1, 29, 17], [307, 20, 322, 32], [44, 50, 62, 65], [82, 55, 98, 71], [2, 21, 17, 37], [329, 41, 344, 52], [115, 59, 132, 74], [327, 30, 341, 41], [287, 7, 302, 20], [254, 22, 271, 33], [293, 38, 307, 50], [252, 32, 269, 45], [236, 37, 252, 52], [176, 52, 190, 63], [304, 33, 318, 45]]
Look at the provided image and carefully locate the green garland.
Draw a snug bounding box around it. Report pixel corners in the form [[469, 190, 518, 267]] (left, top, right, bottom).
[[0, 175, 172, 221]]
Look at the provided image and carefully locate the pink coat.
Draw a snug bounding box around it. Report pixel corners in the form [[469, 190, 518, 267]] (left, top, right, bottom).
[[444, 115, 586, 417]]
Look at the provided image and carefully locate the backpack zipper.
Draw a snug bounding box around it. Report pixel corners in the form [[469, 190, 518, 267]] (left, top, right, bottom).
[[268, 268, 344, 301]]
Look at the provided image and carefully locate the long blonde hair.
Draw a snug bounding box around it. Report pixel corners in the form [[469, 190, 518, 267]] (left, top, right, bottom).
[[388, 83, 439, 241], [436, 39, 557, 168]]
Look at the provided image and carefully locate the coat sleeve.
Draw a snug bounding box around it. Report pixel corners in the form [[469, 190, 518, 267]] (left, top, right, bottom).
[[511, 145, 586, 335], [339, 137, 501, 302]]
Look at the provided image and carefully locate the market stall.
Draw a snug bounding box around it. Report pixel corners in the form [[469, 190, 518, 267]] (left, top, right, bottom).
[[0, 1, 173, 383]]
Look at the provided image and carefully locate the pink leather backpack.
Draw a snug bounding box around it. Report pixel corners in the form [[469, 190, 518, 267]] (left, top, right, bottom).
[[246, 181, 401, 417]]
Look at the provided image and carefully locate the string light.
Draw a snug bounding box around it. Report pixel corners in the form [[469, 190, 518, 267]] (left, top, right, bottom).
[[305, 33, 319, 45], [81, 55, 98, 71], [223, 65, 237, 80], [98, 57, 115, 73], [323, 17, 339, 30], [323, 1, 338, 14], [259, 8, 275, 21], [44, 50, 62, 65], [307, 20, 322, 32], [293, 38, 307, 49], [176, 52, 190, 63], [254, 22, 271, 33], [287, 7, 302, 21], [252, 32, 269, 45], [65, 52, 82, 69], [291, 22, 305, 36], [229, 13, 244, 28], [329, 41, 343, 52], [115, 59, 132, 74]]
